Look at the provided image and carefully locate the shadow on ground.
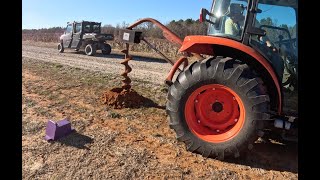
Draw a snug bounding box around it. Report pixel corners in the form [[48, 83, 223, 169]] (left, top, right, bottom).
[[98, 53, 168, 64], [55, 132, 93, 149], [135, 95, 166, 110], [224, 137, 298, 173]]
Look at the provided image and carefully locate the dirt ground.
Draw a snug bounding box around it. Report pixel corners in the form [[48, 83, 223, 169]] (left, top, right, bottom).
[[22, 41, 298, 179]]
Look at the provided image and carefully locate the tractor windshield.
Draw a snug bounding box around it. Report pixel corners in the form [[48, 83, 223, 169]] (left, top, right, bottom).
[[208, 0, 249, 40]]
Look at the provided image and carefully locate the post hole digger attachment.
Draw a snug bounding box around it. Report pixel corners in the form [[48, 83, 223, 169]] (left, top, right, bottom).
[[120, 43, 132, 90], [104, 0, 298, 160], [116, 18, 204, 86], [102, 18, 203, 108]]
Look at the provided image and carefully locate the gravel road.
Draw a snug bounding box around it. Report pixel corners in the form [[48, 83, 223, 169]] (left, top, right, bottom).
[[22, 42, 174, 85]]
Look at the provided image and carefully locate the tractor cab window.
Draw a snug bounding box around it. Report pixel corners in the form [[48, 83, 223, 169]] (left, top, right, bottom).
[[208, 0, 248, 40], [92, 24, 100, 33], [251, 2, 297, 60], [65, 24, 73, 34], [75, 23, 82, 33]]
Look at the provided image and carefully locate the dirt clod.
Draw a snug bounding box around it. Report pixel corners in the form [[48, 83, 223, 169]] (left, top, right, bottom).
[[102, 87, 147, 109]]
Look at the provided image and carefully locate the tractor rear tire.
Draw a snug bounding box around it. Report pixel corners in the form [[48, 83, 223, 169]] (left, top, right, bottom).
[[102, 44, 112, 55], [166, 56, 270, 159], [85, 44, 96, 56], [58, 43, 64, 53]]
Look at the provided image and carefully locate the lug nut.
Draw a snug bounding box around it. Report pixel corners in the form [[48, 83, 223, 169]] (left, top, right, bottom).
[[197, 120, 200, 123], [212, 88, 215, 90], [216, 129, 220, 133], [234, 119, 238, 122], [233, 97, 236, 100]]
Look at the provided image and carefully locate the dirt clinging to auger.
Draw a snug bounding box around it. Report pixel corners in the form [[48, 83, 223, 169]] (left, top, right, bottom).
[[102, 87, 147, 109]]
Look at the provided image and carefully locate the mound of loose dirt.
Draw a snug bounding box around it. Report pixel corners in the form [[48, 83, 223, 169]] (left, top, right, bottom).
[[102, 87, 150, 109]]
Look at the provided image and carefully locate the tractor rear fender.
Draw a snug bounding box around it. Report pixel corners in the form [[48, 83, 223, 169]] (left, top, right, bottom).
[[178, 35, 282, 114]]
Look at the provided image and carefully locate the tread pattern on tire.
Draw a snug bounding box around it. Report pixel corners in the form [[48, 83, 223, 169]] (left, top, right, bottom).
[[166, 56, 270, 159]]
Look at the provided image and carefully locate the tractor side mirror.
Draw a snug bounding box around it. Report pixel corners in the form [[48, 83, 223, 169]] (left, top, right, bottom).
[[200, 8, 209, 23], [199, 8, 216, 24]]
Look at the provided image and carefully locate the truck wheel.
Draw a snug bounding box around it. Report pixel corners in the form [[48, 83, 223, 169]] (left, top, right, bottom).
[[166, 56, 270, 159], [85, 44, 96, 56], [58, 43, 64, 53], [102, 44, 112, 55]]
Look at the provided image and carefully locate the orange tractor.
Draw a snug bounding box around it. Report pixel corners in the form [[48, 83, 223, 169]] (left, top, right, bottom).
[[118, 0, 298, 159]]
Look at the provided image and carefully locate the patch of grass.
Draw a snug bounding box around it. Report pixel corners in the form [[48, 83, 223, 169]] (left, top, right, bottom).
[[53, 97, 68, 107], [23, 98, 37, 108], [54, 64, 63, 68], [22, 120, 44, 135], [47, 93, 59, 100], [38, 90, 52, 96], [34, 107, 53, 117], [74, 106, 88, 114], [24, 59, 123, 89], [80, 75, 118, 87], [106, 110, 121, 119]]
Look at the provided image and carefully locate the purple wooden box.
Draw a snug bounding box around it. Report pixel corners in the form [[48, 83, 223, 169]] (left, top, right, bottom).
[[44, 119, 74, 141]]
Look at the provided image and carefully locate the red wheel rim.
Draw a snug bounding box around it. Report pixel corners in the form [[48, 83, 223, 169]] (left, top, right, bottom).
[[184, 84, 245, 143]]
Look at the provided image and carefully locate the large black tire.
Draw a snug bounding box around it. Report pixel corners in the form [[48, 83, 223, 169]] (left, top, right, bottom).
[[58, 43, 64, 53], [166, 56, 270, 159], [84, 44, 96, 56], [101, 43, 112, 55]]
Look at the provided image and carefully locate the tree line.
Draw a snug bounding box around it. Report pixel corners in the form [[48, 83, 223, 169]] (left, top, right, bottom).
[[101, 18, 208, 40], [22, 17, 296, 43], [22, 19, 208, 40]]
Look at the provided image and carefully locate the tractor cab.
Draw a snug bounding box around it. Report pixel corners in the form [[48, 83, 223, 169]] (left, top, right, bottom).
[[201, 0, 298, 90]]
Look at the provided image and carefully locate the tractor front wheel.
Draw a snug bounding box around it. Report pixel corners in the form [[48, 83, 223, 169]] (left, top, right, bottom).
[[166, 56, 270, 159]]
